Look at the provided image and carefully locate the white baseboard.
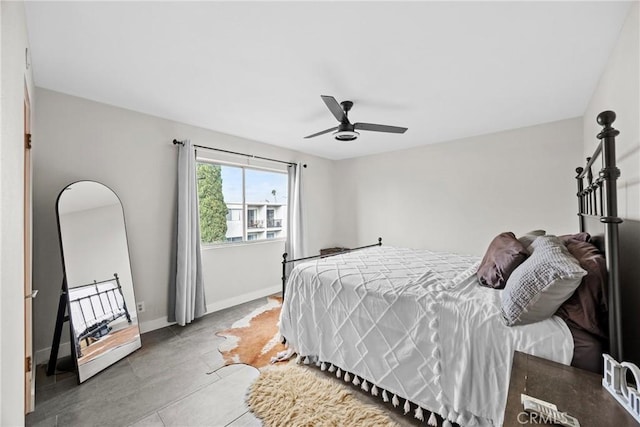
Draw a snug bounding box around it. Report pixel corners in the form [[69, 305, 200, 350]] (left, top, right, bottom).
[[204, 285, 281, 314], [139, 316, 176, 334], [35, 285, 282, 364], [35, 343, 72, 366]]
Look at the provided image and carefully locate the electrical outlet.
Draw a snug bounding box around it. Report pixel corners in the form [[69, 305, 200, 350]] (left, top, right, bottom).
[[136, 301, 145, 313]]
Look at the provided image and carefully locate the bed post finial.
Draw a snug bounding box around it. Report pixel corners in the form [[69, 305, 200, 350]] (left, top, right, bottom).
[[377, 237, 382, 246], [597, 110, 622, 191], [597, 110, 616, 127], [575, 167, 584, 177], [597, 111, 620, 141]]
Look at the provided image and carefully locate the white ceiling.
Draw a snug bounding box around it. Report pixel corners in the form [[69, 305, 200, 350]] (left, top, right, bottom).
[[25, 1, 632, 160]]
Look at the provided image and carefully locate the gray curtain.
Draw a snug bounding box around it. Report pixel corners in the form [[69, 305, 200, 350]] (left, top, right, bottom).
[[175, 139, 206, 325], [285, 163, 304, 274]]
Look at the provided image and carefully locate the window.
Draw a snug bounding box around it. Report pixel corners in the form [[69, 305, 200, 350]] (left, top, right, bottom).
[[226, 209, 242, 221], [197, 161, 287, 244], [247, 208, 261, 229]]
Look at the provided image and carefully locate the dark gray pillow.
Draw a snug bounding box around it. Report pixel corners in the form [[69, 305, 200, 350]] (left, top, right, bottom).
[[501, 235, 586, 326], [477, 232, 528, 289]]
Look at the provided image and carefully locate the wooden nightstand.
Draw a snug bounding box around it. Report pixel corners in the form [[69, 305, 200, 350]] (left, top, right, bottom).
[[504, 351, 637, 426], [319, 247, 349, 257]]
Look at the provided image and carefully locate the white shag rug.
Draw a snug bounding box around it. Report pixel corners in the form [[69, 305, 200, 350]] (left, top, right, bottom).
[[247, 364, 399, 427]]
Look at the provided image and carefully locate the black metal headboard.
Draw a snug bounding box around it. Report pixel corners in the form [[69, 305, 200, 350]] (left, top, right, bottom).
[[575, 110, 623, 361]]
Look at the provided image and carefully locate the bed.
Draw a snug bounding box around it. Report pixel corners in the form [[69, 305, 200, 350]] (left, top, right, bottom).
[[279, 111, 625, 427], [68, 273, 132, 357]]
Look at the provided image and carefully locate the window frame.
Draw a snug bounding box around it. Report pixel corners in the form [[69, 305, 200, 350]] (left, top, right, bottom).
[[196, 157, 288, 248]]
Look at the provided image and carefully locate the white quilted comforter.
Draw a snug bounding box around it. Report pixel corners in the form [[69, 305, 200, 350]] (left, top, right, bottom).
[[279, 246, 573, 426]]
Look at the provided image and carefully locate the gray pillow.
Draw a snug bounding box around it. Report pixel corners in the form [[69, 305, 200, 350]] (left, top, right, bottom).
[[501, 235, 586, 326], [517, 230, 546, 251]]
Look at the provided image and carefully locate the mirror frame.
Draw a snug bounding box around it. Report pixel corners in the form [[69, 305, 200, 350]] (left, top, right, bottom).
[[55, 180, 141, 383]]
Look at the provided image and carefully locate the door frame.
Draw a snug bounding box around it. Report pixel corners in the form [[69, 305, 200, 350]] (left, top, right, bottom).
[[24, 81, 34, 414]]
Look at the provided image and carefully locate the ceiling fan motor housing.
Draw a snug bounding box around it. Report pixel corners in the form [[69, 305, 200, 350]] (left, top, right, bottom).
[[340, 100, 354, 115]]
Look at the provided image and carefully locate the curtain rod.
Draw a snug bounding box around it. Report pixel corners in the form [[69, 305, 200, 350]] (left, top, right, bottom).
[[172, 139, 306, 168]]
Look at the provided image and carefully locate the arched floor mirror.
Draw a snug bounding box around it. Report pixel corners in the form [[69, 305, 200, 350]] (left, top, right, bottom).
[[49, 181, 141, 383]]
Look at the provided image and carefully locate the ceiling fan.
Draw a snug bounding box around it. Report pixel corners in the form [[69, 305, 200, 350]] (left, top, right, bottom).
[[305, 95, 408, 142]]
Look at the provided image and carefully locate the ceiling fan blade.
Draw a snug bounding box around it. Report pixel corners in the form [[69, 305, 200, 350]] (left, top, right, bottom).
[[354, 123, 408, 134], [321, 95, 347, 123], [304, 126, 339, 139]]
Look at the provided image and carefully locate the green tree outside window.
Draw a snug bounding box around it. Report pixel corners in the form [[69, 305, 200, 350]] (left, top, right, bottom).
[[197, 163, 228, 243]]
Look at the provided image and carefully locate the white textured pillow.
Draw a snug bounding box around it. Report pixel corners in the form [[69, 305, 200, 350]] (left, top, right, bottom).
[[501, 235, 586, 326]]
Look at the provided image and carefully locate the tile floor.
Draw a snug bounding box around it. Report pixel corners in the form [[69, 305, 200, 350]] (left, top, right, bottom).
[[26, 296, 424, 427], [26, 297, 268, 427]]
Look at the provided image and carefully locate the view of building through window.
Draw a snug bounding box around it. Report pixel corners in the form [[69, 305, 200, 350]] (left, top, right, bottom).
[[196, 162, 288, 244]]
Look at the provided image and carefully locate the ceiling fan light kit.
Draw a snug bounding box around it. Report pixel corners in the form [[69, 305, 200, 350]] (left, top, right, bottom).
[[333, 130, 359, 142], [305, 95, 408, 142]]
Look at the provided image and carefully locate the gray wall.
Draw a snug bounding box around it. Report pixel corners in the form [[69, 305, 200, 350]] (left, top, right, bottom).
[[333, 118, 584, 255], [32, 89, 337, 360], [583, 2, 639, 221]]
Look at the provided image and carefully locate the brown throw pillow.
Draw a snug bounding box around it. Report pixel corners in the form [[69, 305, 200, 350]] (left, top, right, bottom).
[[555, 240, 608, 339], [477, 232, 529, 289]]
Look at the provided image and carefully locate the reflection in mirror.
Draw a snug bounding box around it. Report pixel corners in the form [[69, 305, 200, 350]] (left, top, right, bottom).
[[57, 181, 141, 383]]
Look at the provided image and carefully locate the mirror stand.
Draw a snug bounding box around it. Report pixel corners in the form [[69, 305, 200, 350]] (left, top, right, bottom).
[[46, 277, 75, 376], [47, 272, 135, 378]]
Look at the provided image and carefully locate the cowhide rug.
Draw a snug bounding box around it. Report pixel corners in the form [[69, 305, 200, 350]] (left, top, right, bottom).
[[216, 296, 286, 369]]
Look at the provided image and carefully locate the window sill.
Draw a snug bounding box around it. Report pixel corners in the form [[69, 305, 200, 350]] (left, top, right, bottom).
[[201, 238, 286, 251]]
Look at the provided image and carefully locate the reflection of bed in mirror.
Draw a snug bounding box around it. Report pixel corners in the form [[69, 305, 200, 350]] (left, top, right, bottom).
[[68, 274, 134, 365], [51, 180, 142, 383]]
